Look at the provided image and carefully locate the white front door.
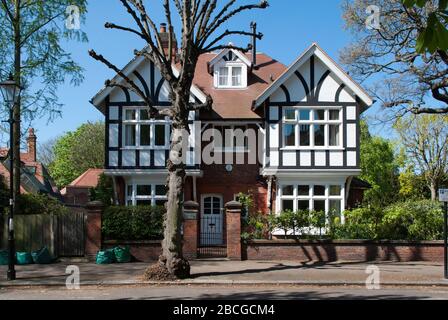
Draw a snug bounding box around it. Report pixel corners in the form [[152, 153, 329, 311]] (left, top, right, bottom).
[[200, 195, 224, 246]]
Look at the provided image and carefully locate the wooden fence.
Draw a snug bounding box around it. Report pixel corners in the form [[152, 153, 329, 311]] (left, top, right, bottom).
[[0, 208, 86, 257]]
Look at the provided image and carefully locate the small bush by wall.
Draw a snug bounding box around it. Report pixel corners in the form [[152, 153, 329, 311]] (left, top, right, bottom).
[[10, 193, 68, 216], [102, 205, 164, 240], [331, 200, 443, 241]]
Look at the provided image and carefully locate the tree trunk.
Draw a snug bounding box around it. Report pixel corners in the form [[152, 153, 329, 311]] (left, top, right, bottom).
[[13, 0, 21, 203], [430, 181, 438, 201], [158, 94, 190, 279]]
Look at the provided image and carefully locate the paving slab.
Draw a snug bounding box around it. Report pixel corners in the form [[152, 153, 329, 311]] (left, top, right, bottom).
[[1, 260, 447, 287]]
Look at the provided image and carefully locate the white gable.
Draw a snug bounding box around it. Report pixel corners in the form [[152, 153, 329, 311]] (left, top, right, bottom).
[[254, 43, 373, 108], [91, 52, 206, 113], [208, 47, 252, 69]]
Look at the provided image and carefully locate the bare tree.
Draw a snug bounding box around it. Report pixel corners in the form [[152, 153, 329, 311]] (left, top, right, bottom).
[[89, 0, 267, 279], [341, 0, 448, 115], [38, 138, 57, 167], [394, 114, 448, 200]]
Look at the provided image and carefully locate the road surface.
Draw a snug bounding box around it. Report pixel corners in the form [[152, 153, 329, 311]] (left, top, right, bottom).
[[1, 285, 447, 300]]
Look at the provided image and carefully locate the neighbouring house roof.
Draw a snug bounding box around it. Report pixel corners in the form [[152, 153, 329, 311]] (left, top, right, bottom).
[[0, 128, 60, 198], [0, 153, 60, 197], [69, 168, 104, 188], [60, 168, 104, 195], [253, 43, 374, 109]]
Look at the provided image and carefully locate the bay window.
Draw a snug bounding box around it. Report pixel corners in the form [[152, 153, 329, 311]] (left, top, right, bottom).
[[278, 184, 344, 218], [123, 107, 171, 149], [282, 107, 342, 148]]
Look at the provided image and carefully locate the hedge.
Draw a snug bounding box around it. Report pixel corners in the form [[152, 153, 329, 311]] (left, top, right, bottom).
[[244, 200, 444, 241], [102, 205, 165, 240], [3, 193, 67, 216]]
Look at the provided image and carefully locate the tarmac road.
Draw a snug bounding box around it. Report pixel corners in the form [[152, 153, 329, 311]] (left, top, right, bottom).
[[1, 284, 448, 300]]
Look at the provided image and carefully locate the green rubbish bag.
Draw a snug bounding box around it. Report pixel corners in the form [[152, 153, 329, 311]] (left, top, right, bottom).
[[113, 246, 131, 263], [96, 249, 116, 264], [16, 252, 33, 265], [0, 250, 9, 265], [31, 247, 53, 264]]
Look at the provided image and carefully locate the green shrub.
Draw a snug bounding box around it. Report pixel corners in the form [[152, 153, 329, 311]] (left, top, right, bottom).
[[89, 174, 114, 207], [102, 205, 165, 240], [331, 200, 443, 241], [11, 193, 67, 216], [380, 200, 443, 240], [309, 210, 326, 236], [241, 211, 273, 240]]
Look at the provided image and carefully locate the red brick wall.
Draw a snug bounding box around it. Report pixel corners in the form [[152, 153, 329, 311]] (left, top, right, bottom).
[[245, 240, 445, 263], [103, 240, 162, 262], [197, 163, 268, 213]]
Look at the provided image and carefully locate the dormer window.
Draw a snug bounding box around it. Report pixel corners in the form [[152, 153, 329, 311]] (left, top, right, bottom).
[[210, 48, 251, 89], [218, 66, 243, 88]]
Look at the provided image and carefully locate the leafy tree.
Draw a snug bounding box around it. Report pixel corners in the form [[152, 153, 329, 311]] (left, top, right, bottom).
[[341, 0, 448, 115], [89, 0, 268, 279], [398, 166, 431, 199], [359, 120, 400, 207], [89, 174, 115, 207], [394, 114, 448, 200], [0, 0, 87, 205], [49, 122, 104, 188], [402, 0, 448, 53]]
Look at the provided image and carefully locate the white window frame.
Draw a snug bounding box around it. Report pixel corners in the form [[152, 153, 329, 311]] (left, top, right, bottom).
[[122, 107, 171, 150], [277, 183, 345, 221], [214, 62, 247, 89], [282, 107, 343, 150], [126, 182, 168, 206]]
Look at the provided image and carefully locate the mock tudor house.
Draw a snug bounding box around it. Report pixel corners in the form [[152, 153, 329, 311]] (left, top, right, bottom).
[[91, 25, 373, 242]]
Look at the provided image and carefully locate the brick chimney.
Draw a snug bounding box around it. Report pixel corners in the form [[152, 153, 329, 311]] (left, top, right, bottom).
[[26, 128, 37, 162], [159, 23, 178, 61]]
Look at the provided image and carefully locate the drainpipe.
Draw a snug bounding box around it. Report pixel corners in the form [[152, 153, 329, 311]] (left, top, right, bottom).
[[193, 176, 197, 203], [345, 176, 354, 209], [111, 176, 119, 205]]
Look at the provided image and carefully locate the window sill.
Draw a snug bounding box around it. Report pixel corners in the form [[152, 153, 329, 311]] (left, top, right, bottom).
[[213, 148, 251, 153], [280, 147, 345, 151], [121, 147, 170, 151]]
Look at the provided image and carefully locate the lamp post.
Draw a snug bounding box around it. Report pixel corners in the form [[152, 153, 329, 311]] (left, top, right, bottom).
[[0, 73, 21, 281]]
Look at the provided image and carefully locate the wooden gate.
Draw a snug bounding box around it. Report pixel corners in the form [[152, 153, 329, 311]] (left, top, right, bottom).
[[57, 208, 86, 257]]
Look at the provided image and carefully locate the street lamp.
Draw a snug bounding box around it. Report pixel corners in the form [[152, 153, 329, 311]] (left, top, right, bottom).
[[0, 73, 21, 281]]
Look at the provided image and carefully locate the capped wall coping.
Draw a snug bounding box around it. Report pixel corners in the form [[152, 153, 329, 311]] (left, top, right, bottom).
[[225, 201, 242, 210], [247, 239, 445, 246], [103, 240, 162, 245], [184, 201, 199, 210]]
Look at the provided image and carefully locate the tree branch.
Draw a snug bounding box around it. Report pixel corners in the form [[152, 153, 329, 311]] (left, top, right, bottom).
[[89, 49, 160, 116]]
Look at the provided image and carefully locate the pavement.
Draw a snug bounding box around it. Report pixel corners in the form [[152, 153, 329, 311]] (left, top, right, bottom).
[[1, 259, 448, 287]]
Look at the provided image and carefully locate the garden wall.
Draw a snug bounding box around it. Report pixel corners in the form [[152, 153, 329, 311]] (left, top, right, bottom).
[[245, 240, 444, 263], [100, 239, 444, 263], [102, 240, 162, 262]]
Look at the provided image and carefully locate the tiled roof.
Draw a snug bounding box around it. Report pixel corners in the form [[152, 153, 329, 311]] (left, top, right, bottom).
[[68, 168, 104, 188], [192, 53, 287, 120]]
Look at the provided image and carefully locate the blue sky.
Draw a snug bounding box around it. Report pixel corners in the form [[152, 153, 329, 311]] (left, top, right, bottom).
[[30, 0, 381, 145]]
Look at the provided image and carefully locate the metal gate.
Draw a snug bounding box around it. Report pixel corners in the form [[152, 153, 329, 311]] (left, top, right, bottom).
[[198, 195, 226, 258], [57, 209, 86, 257]]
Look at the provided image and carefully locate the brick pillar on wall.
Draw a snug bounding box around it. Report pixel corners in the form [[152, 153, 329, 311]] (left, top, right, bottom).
[[225, 201, 242, 260], [183, 201, 199, 260], [85, 201, 104, 259]]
